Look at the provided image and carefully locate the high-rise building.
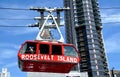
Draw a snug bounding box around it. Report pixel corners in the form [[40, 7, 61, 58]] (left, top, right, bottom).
[[0, 68, 10, 77], [64, 0, 110, 77]]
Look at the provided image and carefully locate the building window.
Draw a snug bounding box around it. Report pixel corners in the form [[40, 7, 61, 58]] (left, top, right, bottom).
[[86, 30, 90, 34], [94, 44, 99, 49], [92, 71, 97, 76], [89, 44, 93, 49], [80, 47, 85, 51], [98, 65, 104, 70], [91, 66, 96, 70], [87, 34, 91, 38], [96, 55, 101, 59], [91, 60, 95, 65], [87, 39, 92, 43], [90, 54, 95, 59], [89, 49, 94, 52]]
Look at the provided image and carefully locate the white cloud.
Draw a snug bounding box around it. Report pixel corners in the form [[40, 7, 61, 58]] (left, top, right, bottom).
[[101, 10, 120, 24], [102, 14, 120, 23], [4, 27, 38, 35], [104, 33, 120, 53], [14, 27, 38, 35]]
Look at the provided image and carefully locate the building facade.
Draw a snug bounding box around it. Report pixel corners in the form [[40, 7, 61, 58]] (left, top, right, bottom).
[[110, 70, 120, 77], [27, 71, 88, 77], [0, 68, 10, 77], [64, 0, 110, 77]]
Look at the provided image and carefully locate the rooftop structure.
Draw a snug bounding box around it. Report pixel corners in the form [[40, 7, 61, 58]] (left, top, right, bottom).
[[0, 68, 10, 77]]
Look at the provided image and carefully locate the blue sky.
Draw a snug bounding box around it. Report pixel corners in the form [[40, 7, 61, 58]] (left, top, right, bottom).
[[0, 0, 120, 77]]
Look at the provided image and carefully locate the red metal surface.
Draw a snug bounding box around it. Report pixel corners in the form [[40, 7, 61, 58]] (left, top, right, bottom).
[[19, 60, 76, 73], [18, 40, 80, 73]]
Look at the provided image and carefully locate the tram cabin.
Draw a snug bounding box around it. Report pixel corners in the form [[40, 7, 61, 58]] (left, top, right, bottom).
[[18, 40, 80, 73]]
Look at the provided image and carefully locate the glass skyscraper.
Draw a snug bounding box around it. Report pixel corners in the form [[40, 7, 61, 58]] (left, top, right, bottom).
[[64, 0, 110, 77]]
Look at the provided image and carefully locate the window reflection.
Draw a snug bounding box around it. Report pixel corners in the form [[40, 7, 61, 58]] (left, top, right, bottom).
[[64, 46, 78, 57], [20, 43, 36, 54]]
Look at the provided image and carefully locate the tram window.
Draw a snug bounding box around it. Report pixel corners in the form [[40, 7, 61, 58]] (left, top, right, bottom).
[[40, 44, 49, 54], [64, 46, 78, 57], [25, 43, 36, 54], [20, 44, 27, 54], [52, 45, 62, 55], [20, 43, 36, 54]]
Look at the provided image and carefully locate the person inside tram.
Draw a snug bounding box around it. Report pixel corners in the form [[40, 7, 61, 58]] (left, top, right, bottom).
[[28, 46, 35, 54]]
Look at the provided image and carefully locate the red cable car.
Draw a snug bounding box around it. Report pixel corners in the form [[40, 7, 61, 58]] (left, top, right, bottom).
[[18, 7, 80, 73], [18, 40, 80, 73]]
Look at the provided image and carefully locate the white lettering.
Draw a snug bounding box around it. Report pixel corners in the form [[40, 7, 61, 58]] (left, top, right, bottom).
[[21, 55, 25, 60], [40, 55, 44, 60], [74, 58, 77, 63], [51, 55, 54, 60], [38, 54, 40, 59], [57, 56, 78, 63], [26, 55, 29, 60], [21, 54, 78, 63], [30, 55, 34, 60], [33, 55, 37, 60]]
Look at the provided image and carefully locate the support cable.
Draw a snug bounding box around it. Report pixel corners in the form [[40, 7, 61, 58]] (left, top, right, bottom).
[[0, 16, 120, 20], [0, 25, 28, 27], [0, 7, 29, 10], [0, 18, 33, 20], [1, 7, 120, 11]]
